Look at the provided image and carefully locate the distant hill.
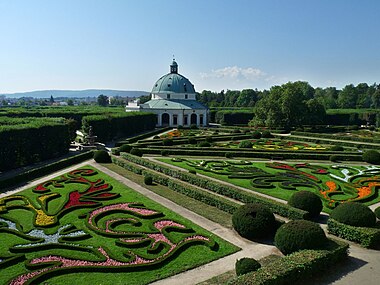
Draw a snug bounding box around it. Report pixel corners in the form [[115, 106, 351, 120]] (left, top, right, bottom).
[[0, 89, 149, 99]]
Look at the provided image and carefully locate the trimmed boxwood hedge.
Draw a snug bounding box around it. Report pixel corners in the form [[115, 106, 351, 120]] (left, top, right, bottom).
[[287, 191, 323, 219], [330, 202, 376, 227], [235, 258, 261, 276], [0, 151, 94, 191], [274, 220, 328, 255], [327, 218, 380, 248], [232, 203, 276, 240], [0, 117, 71, 171], [362, 150, 380, 164], [93, 150, 112, 163], [112, 156, 240, 214], [119, 153, 308, 220], [228, 240, 348, 285]]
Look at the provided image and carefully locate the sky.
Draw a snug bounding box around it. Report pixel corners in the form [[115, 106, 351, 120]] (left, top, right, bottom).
[[0, 0, 380, 93]]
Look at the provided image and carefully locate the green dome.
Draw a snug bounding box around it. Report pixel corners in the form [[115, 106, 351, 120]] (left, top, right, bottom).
[[151, 61, 195, 94]]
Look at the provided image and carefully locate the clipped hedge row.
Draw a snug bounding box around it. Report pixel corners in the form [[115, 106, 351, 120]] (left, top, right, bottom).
[[115, 126, 172, 146], [327, 218, 380, 248], [112, 156, 239, 214], [0, 117, 71, 171], [119, 153, 308, 219], [229, 240, 348, 285], [281, 134, 379, 150], [0, 151, 94, 191], [292, 131, 380, 144], [129, 147, 362, 161], [82, 112, 156, 142]]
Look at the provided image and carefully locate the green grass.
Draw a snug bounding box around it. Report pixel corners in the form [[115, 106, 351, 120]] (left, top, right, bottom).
[[0, 165, 239, 285], [102, 163, 234, 229], [158, 158, 380, 213]]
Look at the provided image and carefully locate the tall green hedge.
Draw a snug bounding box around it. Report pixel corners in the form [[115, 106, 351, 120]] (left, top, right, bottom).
[[0, 117, 70, 171], [82, 112, 156, 142]]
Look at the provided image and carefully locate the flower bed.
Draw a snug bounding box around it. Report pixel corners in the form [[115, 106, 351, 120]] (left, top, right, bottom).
[[164, 158, 380, 210], [0, 167, 237, 284]]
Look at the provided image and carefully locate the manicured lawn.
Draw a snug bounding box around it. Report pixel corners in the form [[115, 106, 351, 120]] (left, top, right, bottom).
[[159, 158, 380, 212], [0, 166, 239, 285]]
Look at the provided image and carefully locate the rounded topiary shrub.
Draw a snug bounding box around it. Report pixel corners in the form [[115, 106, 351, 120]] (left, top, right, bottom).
[[130, 148, 143, 157], [160, 150, 169, 156], [274, 220, 327, 255], [362, 150, 380, 164], [188, 137, 197, 145], [119, 144, 132, 153], [330, 202, 376, 227], [198, 141, 211, 147], [235, 258, 261, 276], [190, 124, 198, 129], [375, 206, 380, 220], [93, 150, 111, 163], [330, 145, 344, 151], [225, 152, 234, 159], [261, 130, 273, 138], [144, 175, 153, 185], [288, 191, 323, 219], [238, 140, 253, 149], [205, 136, 213, 143], [232, 203, 276, 240], [162, 138, 173, 146], [330, 155, 339, 162], [153, 135, 160, 139], [251, 131, 262, 139]]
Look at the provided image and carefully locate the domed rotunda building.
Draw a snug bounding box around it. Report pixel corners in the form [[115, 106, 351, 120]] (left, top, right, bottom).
[[126, 60, 208, 127]]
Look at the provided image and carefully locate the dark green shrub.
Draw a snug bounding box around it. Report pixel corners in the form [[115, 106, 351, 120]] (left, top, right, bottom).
[[190, 124, 198, 129], [232, 136, 240, 141], [144, 175, 153, 185], [274, 220, 328, 255], [130, 148, 143, 157], [161, 150, 169, 156], [233, 129, 241, 133], [205, 136, 213, 143], [188, 137, 197, 145], [198, 141, 211, 147], [330, 155, 339, 162], [238, 140, 253, 149], [153, 135, 160, 139], [225, 152, 234, 159], [111, 148, 120, 156], [375, 206, 380, 220], [119, 144, 132, 153], [232, 203, 276, 240], [330, 202, 376, 227], [288, 191, 323, 219], [251, 131, 261, 139], [177, 125, 184, 129], [362, 150, 380, 164], [162, 138, 173, 146], [235, 258, 261, 276], [93, 150, 111, 163], [189, 169, 196, 175], [330, 145, 344, 151], [261, 130, 273, 138]]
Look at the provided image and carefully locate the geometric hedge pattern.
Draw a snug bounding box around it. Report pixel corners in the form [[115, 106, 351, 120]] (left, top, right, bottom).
[[0, 168, 216, 284]]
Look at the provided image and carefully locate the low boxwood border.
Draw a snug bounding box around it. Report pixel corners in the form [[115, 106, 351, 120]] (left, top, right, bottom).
[[112, 156, 240, 214], [118, 153, 308, 220], [228, 240, 348, 285], [0, 151, 94, 191], [327, 218, 380, 248]]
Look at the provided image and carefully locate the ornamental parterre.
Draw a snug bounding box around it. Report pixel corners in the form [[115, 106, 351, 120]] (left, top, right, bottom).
[[174, 159, 380, 209], [0, 168, 216, 285]]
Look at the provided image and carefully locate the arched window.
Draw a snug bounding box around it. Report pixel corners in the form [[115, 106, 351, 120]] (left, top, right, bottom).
[[190, 113, 197, 125], [162, 113, 170, 126]]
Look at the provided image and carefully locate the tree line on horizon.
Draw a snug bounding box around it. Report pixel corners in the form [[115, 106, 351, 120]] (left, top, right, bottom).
[[196, 81, 380, 129], [196, 82, 380, 110]]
